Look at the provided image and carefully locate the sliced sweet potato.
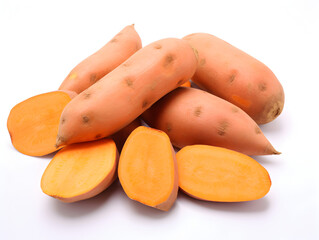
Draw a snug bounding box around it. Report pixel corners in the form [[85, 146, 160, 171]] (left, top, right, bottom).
[[7, 90, 76, 156], [177, 145, 271, 202], [41, 138, 118, 203], [118, 126, 178, 211]]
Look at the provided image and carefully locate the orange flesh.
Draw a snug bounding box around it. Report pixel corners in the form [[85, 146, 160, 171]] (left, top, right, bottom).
[[7, 91, 72, 156], [118, 126, 176, 208], [177, 145, 271, 202], [41, 138, 117, 202], [180, 80, 191, 87]]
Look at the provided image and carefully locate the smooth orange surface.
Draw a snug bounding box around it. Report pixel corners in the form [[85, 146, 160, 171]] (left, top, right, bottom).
[[118, 126, 178, 211], [177, 145, 271, 202], [41, 138, 118, 202], [7, 91, 74, 156]]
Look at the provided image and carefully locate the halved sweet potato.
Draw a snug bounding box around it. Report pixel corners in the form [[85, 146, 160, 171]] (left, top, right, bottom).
[[41, 138, 118, 203]]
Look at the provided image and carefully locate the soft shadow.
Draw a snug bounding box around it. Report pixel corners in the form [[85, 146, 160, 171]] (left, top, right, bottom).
[[178, 190, 270, 213], [37, 151, 58, 160], [53, 180, 120, 218], [252, 155, 283, 166], [125, 190, 177, 218]]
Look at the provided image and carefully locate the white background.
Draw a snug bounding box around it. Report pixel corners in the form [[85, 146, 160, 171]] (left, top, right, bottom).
[[1, 0, 318, 239]]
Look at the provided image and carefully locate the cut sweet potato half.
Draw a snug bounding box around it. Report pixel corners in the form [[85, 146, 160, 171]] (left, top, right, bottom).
[[7, 90, 76, 156], [41, 138, 118, 203], [118, 126, 178, 211], [177, 145, 271, 202]]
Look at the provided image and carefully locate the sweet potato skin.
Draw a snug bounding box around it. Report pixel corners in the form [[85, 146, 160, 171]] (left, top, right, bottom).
[[142, 87, 279, 156], [56, 38, 198, 146], [59, 24, 142, 94], [184, 33, 284, 124]]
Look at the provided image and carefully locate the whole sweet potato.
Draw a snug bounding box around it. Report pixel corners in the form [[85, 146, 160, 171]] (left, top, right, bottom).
[[184, 33, 284, 124]]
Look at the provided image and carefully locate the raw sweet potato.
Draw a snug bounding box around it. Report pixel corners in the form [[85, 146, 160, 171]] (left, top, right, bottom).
[[8, 25, 142, 156], [142, 87, 279, 155], [111, 118, 141, 152], [180, 80, 191, 87], [59, 24, 142, 93], [183, 33, 284, 124], [7, 90, 76, 156], [118, 126, 178, 211], [56, 38, 198, 147], [177, 145, 271, 202], [41, 138, 118, 203]]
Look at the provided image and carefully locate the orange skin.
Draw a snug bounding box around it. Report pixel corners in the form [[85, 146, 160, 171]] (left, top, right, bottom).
[[56, 38, 198, 147], [59, 24, 142, 94], [142, 87, 279, 156], [183, 33, 284, 124]]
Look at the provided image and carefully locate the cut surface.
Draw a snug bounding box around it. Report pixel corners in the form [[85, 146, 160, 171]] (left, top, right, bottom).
[[118, 126, 178, 211], [177, 145, 271, 202], [7, 91, 73, 156], [41, 138, 118, 202]]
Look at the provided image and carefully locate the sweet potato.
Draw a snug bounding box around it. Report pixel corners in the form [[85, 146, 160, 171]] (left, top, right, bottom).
[[41, 138, 118, 203], [177, 145, 271, 202], [118, 126, 178, 211], [56, 38, 198, 146], [142, 87, 279, 155], [183, 33, 284, 124], [111, 118, 141, 152], [7, 90, 76, 156], [180, 80, 191, 87], [8, 25, 141, 156], [59, 24, 142, 93]]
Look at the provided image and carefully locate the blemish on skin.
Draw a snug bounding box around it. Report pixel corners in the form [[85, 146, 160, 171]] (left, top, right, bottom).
[[231, 106, 239, 113], [61, 118, 66, 124], [83, 92, 91, 99], [255, 126, 262, 134], [123, 62, 130, 67], [125, 77, 133, 87], [191, 47, 199, 61], [142, 100, 148, 108], [217, 121, 229, 136], [82, 116, 89, 124], [110, 38, 118, 43], [258, 83, 267, 91], [95, 134, 102, 139], [90, 74, 98, 83], [177, 79, 184, 86], [229, 74, 236, 83], [166, 123, 172, 132], [154, 44, 162, 49], [194, 106, 202, 117], [163, 54, 175, 67], [199, 58, 206, 67]]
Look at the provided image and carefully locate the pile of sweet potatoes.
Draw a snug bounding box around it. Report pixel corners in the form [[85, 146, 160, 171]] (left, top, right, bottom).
[[7, 24, 284, 211]]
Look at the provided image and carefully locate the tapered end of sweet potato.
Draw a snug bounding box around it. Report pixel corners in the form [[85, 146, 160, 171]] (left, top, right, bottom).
[[41, 138, 118, 203], [118, 126, 178, 211], [7, 90, 76, 156]]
